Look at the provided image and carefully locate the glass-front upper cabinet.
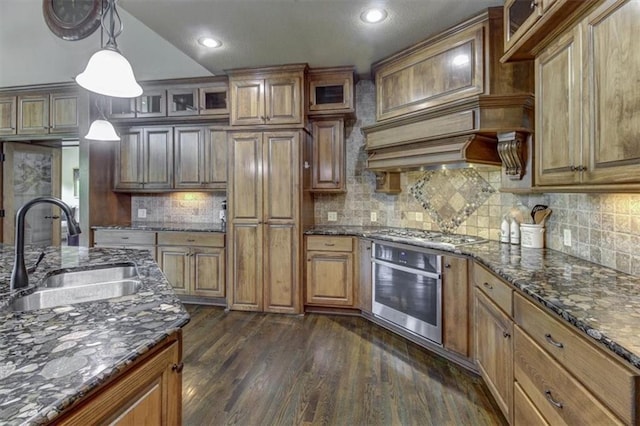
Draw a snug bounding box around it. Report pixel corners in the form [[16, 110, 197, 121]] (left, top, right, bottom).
[[308, 66, 355, 115], [136, 89, 166, 118], [168, 88, 198, 116], [199, 85, 228, 116], [109, 97, 135, 119], [504, 0, 543, 51]]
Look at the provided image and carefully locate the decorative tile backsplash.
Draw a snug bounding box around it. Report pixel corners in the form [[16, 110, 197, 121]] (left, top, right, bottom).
[[409, 168, 496, 233], [131, 192, 226, 224]]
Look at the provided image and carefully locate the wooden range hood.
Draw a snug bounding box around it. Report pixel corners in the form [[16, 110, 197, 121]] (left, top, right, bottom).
[[362, 93, 534, 172]]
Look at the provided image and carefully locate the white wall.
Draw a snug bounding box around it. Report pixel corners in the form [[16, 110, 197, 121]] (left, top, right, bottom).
[[0, 0, 212, 88], [61, 146, 80, 220]]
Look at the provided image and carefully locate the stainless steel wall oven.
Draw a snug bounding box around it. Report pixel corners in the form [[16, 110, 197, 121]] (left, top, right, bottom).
[[372, 241, 442, 345]]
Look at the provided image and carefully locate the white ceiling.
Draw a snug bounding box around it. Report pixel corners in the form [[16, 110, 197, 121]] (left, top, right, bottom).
[[119, 0, 504, 78], [0, 0, 504, 88]]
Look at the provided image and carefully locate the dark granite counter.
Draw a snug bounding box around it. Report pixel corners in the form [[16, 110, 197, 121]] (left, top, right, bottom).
[[306, 226, 640, 370], [92, 221, 225, 233], [0, 245, 190, 425]]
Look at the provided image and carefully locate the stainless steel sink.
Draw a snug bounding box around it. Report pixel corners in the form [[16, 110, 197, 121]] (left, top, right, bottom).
[[8, 264, 142, 312]]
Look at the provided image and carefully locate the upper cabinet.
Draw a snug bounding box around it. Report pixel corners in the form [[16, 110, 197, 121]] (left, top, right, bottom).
[[0, 90, 79, 136], [228, 64, 307, 127], [174, 126, 227, 190], [502, 0, 598, 62], [535, 0, 640, 190], [307, 66, 355, 116], [107, 78, 229, 121]]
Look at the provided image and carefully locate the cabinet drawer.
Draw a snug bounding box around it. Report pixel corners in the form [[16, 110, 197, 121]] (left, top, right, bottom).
[[306, 236, 353, 252], [514, 293, 638, 424], [94, 230, 156, 246], [472, 263, 513, 317], [514, 381, 549, 426], [514, 327, 623, 425], [157, 231, 224, 247]]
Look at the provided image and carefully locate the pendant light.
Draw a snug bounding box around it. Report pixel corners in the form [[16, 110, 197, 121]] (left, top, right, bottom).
[[76, 0, 142, 98], [85, 96, 120, 141]]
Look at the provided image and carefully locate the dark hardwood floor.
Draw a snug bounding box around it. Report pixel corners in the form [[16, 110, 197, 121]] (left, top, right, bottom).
[[182, 305, 506, 426]]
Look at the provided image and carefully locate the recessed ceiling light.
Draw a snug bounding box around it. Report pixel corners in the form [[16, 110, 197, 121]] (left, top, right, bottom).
[[361, 8, 388, 24], [199, 37, 222, 48]]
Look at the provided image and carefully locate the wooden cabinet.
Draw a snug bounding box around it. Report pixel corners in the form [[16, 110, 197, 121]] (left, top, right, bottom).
[[17, 94, 49, 135], [12, 91, 79, 135], [307, 66, 355, 115], [442, 255, 470, 358], [305, 236, 355, 307], [228, 65, 306, 127], [49, 91, 80, 133], [357, 239, 372, 314], [137, 89, 167, 118], [114, 126, 174, 191], [0, 96, 17, 135], [310, 118, 345, 192], [473, 263, 514, 423], [535, 0, 640, 190], [93, 229, 157, 260], [514, 292, 639, 425], [55, 333, 182, 426], [157, 232, 226, 299], [502, 0, 596, 62], [227, 131, 302, 313], [174, 126, 227, 190], [168, 87, 198, 116]]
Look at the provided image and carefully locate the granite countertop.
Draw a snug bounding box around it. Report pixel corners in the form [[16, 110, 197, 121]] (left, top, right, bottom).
[[92, 221, 225, 233], [0, 245, 190, 425], [306, 226, 640, 370]]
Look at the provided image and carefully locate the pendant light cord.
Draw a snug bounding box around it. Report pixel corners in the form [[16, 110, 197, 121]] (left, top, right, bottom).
[[101, 0, 123, 51]]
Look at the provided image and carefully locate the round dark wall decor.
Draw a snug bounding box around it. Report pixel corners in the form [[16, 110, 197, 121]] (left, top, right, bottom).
[[43, 0, 103, 41]]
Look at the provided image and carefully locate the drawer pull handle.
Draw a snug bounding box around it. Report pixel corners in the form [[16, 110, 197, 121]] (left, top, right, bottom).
[[172, 362, 184, 373], [544, 390, 563, 409], [483, 282, 493, 290], [121, 237, 129, 240], [545, 333, 564, 348], [324, 243, 335, 246], [187, 239, 196, 242], [502, 331, 511, 339]]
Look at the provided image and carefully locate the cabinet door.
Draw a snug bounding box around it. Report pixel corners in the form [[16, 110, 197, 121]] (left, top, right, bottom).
[[504, 0, 543, 52], [143, 127, 174, 189], [114, 128, 144, 190], [311, 119, 344, 192], [475, 289, 513, 423], [229, 132, 263, 221], [174, 126, 205, 189], [443, 256, 469, 358], [263, 132, 299, 222], [192, 247, 225, 298], [109, 97, 136, 118], [49, 92, 79, 133], [357, 239, 372, 313], [535, 27, 582, 186], [514, 381, 549, 426], [157, 246, 190, 295], [230, 79, 265, 126], [0, 96, 17, 135], [204, 127, 227, 188], [264, 76, 302, 124], [582, 0, 640, 184], [168, 87, 198, 116], [306, 251, 354, 306], [264, 223, 299, 313], [137, 89, 166, 118], [228, 223, 263, 311], [17, 94, 49, 135], [308, 69, 354, 114], [199, 85, 229, 116]]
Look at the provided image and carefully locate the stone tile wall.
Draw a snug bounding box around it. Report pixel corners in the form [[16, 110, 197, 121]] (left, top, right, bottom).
[[131, 192, 226, 224], [313, 80, 640, 275]]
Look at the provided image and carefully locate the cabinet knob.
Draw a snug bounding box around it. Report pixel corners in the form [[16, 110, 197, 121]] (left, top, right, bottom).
[[483, 282, 493, 290], [530, 0, 538, 9], [578, 165, 587, 172], [265, 116, 271, 121], [171, 362, 184, 373], [260, 116, 266, 121], [570, 165, 577, 172], [444, 263, 451, 268], [544, 333, 564, 348], [502, 331, 511, 339], [544, 390, 563, 409]]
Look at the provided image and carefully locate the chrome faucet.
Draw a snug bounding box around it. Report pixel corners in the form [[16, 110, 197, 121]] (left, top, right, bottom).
[[10, 197, 82, 290]]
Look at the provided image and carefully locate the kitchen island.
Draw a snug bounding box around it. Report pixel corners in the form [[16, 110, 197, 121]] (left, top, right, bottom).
[[0, 245, 190, 425]]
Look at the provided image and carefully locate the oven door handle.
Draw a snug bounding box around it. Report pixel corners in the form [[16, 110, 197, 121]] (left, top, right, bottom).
[[372, 258, 441, 279]]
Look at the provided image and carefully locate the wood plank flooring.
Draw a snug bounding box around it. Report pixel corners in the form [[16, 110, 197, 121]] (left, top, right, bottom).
[[182, 305, 507, 426]]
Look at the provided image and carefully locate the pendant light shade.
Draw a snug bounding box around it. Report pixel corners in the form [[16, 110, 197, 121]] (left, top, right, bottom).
[[76, 48, 142, 98], [76, 0, 142, 98], [85, 119, 120, 141]]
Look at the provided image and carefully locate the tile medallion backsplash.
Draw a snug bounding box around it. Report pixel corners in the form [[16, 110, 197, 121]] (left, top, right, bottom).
[[409, 168, 495, 233]]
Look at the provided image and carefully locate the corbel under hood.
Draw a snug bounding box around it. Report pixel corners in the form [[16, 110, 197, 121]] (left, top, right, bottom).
[[362, 94, 534, 172]]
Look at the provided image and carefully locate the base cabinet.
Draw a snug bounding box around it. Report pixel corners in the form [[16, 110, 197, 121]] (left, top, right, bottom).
[[442, 256, 470, 358], [56, 333, 182, 426], [305, 236, 355, 307]]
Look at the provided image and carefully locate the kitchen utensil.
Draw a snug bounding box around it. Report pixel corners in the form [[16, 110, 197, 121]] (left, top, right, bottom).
[[531, 204, 548, 222], [534, 208, 552, 225], [510, 206, 525, 224]]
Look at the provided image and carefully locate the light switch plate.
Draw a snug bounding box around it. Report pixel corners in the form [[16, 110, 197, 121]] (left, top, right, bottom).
[[370, 211, 377, 222], [137, 208, 147, 219], [563, 229, 572, 246], [415, 212, 423, 221], [328, 211, 337, 221]]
